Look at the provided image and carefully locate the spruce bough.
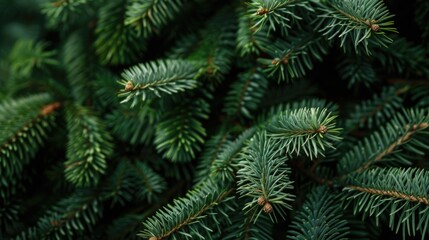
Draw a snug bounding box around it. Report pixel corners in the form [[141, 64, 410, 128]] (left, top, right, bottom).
[[1, 0, 429, 239]]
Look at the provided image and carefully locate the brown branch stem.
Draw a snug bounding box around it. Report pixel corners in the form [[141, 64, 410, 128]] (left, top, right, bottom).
[[348, 186, 429, 205]]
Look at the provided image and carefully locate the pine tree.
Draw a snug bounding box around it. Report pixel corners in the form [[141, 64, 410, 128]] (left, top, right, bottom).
[[1, 0, 429, 239]]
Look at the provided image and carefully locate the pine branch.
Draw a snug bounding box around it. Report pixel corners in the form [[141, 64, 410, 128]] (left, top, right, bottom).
[[171, 8, 236, 82], [343, 168, 429, 238], [154, 98, 209, 162], [118, 59, 200, 107], [131, 161, 167, 203], [258, 98, 338, 124], [93, 69, 122, 109], [259, 30, 330, 82], [223, 69, 268, 119], [0, 94, 59, 200], [64, 104, 113, 187], [316, 0, 397, 54], [210, 127, 257, 182], [101, 161, 135, 207], [107, 178, 187, 240], [338, 109, 429, 176], [287, 186, 349, 240], [194, 128, 231, 184], [237, 131, 294, 223], [8, 40, 58, 79], [222, 211, 273, 240], [124, 0, 185, 37], [41, 0, 93, 29], [94, 0, 145, 65], [106, 101, 160, 145], [236, 5, 271, 57], [139, 178, 234, 240], [374, 37, 429, 77], [5, 0, 429, 239], [267, 107, 342, 159], [16, 190, 102, 239], [343, 86, 406, 131], [337, 55, 379, 88], [247, 0, 312, 33], [63, 31, 94, 104], [342, 209, 381, 239]]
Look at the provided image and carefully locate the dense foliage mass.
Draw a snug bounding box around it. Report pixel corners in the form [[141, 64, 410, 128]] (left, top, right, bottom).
[[1, 0, 429, 239]]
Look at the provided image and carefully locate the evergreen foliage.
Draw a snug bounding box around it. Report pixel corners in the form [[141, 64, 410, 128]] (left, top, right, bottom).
[[259, 29, 330, 82], [343, 85, 405, 131], [209, 127, 256, 182], [223, 213, 273, 240], [223, 70, 268, 119], [139, 178, 234, 240], [343, 168, 429, 238], [7, 40, 57, 79], [237, 131, 294, 222], [287, 186, 349, 240], [267, 108, 342, 159], [41, 0, 93, 29], [0, 94, 58, 200], [193, 128, 231, 184], [124, 0, 185, 37], [118, 59, 200, 106], [375, 37, 429, 77], [1, 0, 429, 239], [63, 31, 94, 104], [315, 0, 396, 54], [338, 108, 429, 176], [94, 0, 144, 65], [337, 55, 379, 88], [64, 103, 113, 187], [154, 98, 209, 162]]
